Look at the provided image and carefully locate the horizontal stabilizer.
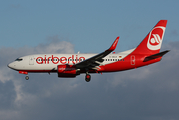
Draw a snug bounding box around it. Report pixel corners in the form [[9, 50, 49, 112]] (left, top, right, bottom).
[[143, 50, 170, 62]]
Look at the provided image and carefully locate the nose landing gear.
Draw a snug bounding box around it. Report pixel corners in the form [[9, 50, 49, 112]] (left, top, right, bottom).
[[25, 75, 29, 80], [19, 71, 29, 80]]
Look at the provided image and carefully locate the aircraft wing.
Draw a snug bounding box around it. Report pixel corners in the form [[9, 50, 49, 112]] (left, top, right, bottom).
[[76, 37, 119, 69]]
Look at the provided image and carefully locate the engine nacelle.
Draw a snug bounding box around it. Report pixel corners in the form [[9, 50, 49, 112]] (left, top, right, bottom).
[[57, 65, 79, 78]]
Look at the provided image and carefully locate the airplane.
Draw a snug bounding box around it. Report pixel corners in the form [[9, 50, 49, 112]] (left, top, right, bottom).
[[8, 20, 169, 82]]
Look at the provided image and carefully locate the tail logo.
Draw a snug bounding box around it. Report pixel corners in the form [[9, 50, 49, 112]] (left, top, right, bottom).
[[147, 26, 165, 50]]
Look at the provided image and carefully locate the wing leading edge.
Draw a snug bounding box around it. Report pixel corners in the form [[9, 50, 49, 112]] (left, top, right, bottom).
[[76, 37, 120, 69]]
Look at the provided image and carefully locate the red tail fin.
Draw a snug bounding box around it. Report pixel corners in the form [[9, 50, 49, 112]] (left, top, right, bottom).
[[132, 20, 167, 55]]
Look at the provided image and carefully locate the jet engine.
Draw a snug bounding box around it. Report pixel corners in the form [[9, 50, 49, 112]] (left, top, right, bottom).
[[57, 65, 80, 77]]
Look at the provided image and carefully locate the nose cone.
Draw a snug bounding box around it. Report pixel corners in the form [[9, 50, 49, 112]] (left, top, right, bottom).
[[7, 62, 15, 69]]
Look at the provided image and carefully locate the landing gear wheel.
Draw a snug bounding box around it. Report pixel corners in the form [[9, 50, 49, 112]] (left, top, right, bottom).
[[25, 76, 29, 80], [85, 74, 91, 82]]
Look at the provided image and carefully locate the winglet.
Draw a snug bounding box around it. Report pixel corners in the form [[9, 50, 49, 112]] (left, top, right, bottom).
[[108, 36, 120, 51]]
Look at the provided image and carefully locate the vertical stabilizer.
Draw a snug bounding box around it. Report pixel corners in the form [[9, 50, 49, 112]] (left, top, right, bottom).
[[132, 20, 167, 55]]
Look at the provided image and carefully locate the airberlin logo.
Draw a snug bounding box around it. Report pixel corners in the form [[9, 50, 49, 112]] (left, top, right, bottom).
[[36, 55, 85, 64], [147, 26, 165, 50]]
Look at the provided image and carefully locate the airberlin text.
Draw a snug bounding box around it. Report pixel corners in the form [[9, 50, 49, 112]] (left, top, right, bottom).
[[36, 55, 85, 64]]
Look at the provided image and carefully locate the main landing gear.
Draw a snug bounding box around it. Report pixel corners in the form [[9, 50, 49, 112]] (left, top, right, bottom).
[[85, 72, 91, 82]]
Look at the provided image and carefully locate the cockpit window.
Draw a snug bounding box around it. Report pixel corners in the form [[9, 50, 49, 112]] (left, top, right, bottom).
[[15, 58, 23, 61]]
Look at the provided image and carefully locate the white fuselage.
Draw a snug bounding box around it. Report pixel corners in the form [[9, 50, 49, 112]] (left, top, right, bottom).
[[8, 49, 134, 72]]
